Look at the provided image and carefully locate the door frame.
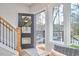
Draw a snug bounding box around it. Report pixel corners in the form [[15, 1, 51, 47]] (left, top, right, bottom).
[[18, 13, 34, 49]]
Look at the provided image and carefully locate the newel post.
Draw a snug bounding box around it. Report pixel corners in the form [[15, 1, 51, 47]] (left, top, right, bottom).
[[16, 27, 21, 55]]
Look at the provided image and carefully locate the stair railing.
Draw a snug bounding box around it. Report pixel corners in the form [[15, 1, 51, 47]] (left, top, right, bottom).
[[0, 16, 21, 55]]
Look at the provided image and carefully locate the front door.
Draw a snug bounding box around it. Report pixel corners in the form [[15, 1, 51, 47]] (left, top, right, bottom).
[[18, 13, 34, 49]]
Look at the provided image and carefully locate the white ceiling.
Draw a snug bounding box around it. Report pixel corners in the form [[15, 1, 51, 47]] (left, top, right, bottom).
[[25, 3, 34, 7]]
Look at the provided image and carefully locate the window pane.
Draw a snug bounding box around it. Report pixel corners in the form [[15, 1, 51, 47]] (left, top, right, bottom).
[[22, 37, 31, 44], [53, 4, 64, 42], [71, 4, 79, 45], [35, 11, 45, 44]]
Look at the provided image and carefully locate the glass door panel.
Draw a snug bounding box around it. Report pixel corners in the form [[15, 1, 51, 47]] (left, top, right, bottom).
[[22, 37, 31, 44], [22, 27, 31, 33], [18, 13, 34, 49]]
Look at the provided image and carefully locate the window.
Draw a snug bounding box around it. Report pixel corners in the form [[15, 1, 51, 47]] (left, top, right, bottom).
[[35, 11, 45, 44], [71, 4, 79, 45], [53, 4, 64, 43]]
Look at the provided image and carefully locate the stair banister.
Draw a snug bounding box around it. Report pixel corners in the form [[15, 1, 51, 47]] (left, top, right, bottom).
[[0, 16, 22, 55]]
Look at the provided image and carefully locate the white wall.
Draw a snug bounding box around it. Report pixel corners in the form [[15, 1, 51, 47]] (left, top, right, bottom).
[[29, 3, 60, 14], [29, 3, 51, 14], [0, 3, 29, 28]]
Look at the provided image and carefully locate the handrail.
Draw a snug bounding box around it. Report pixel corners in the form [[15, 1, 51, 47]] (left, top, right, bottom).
[[0, 16, 16, 31]]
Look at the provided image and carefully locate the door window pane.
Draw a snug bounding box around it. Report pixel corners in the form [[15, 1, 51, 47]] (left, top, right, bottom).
[[22, 37, 31, 44], [22, 27, 31, 33], [21, 16, 32, 27]]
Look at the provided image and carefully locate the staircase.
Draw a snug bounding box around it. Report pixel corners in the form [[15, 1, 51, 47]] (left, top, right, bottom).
[[0, 16, 21, 56]]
